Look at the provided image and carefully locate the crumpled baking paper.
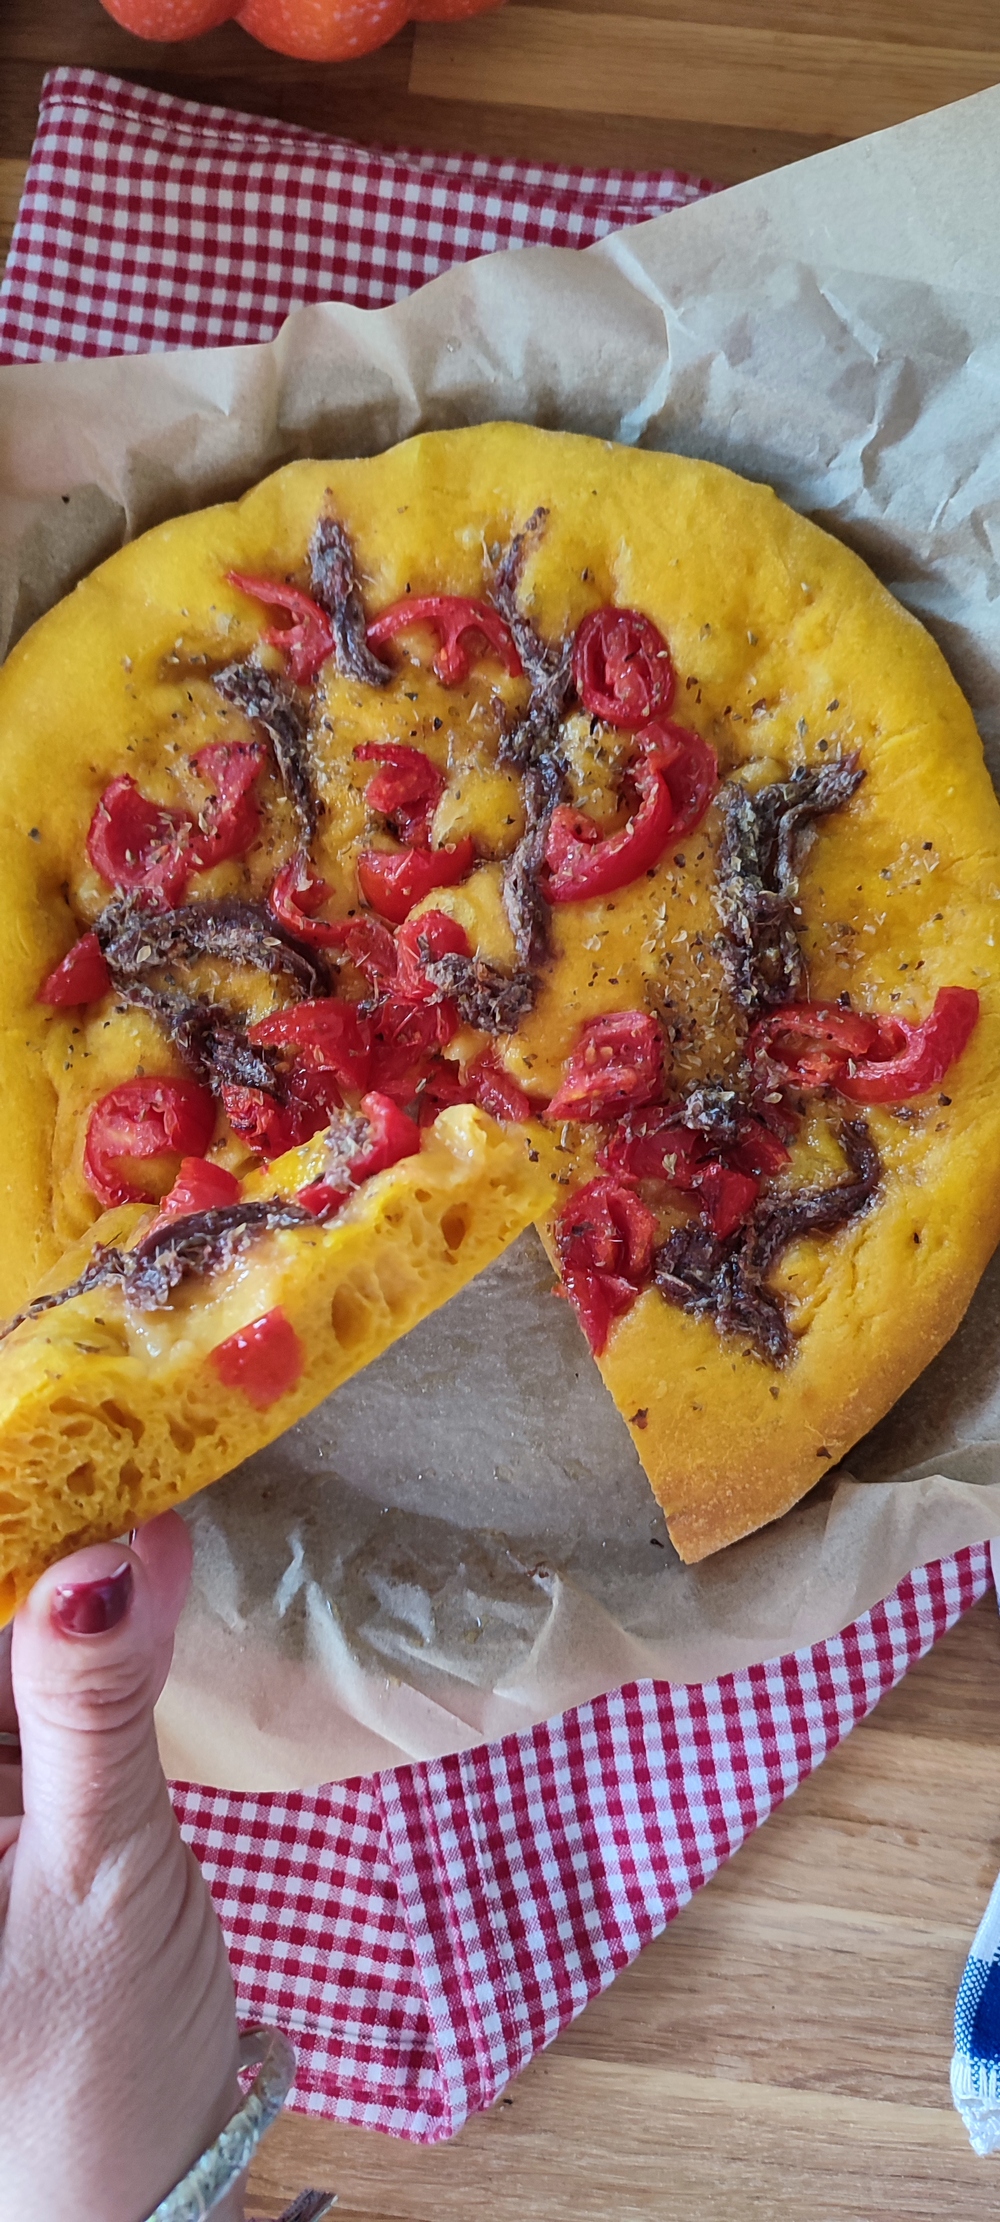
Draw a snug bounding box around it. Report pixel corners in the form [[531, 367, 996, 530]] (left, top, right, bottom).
[[3, 86, 1000, 1788]]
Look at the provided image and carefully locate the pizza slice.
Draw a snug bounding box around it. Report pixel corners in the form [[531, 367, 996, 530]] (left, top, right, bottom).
[[0, 421, 997, 1620]]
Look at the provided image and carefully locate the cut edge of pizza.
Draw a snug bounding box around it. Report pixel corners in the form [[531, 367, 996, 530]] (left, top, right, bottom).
[[0, 1106, 555, 1627]]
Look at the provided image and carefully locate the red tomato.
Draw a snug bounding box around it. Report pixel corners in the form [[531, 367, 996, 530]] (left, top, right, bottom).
[[354, 740, 446, 848], [297, 1089, 421, 1216], [645, 721, 718, 839], [556, 1176, 657, 1355], [227, 571, 334, 686], [572, 607, 675, 727], [365, 596, 522, 687], [83, 1077, 216, 1207], [689, 1162, 759, 1240], [37, 931, 112, 1008], [547, 1012, 664, 1125], [462, 1054, 534, 1124], [835, 986, 980, 1102], [598, 1107, 704, 1183], [269, 855, 342, 947], [98, 0, 507, 68], [145, 1156, 243, 1235], [543, 766, 676, 903], [87, 775, 193, 909], [357, 840, 475, 924], [218, 1085, 317, 1162], [360, 745, 441, 832], [87, 745, 265, 909], [328, 916, 399, 992], [210, 1306, 305, 1409], [748, 1002, 879, 1088], [367, 995, 459, 1104], [250, 998, 371, 1092], [724, 1117, 791, 1179], [187, 741, 267, 868], [222, 999, 372, 1159], [394, 910, 469, 1001], [751, 991, 979, 1101], [155, 1157, 242, 1218], [543, 724, 716, 903]]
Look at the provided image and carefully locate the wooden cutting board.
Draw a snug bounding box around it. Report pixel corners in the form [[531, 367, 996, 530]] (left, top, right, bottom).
[[4, 3, 1000, 2212], [3, 0, 1000, 227]]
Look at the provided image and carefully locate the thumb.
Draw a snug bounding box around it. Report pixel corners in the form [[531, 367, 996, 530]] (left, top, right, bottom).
[[10, 1512, 192, 1896]]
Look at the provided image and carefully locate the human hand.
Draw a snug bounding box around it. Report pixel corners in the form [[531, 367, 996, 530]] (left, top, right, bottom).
[[0, 1516, 243, 2221]]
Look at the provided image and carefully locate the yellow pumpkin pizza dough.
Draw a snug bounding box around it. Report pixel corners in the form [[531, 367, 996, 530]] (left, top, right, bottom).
[[0, 420, 997, 1604]]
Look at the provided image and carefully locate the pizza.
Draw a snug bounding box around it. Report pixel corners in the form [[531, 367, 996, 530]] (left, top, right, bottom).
[[0, 420, 997, 1622]]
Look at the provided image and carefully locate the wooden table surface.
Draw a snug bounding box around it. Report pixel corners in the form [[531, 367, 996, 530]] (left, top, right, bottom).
[[4, 3, 1000, 2214]]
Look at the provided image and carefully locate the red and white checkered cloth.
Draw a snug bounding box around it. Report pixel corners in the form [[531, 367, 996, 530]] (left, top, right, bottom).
[[0, 67, 716, 362], [1, 69, 991, 2140], [173, 1551, 990, 2135]]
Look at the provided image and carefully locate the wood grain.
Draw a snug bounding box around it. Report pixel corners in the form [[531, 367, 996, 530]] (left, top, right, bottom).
[[0, 161, 27, 270], [2, 0, 992, 182], [240, 1600, 1000, 2219], [411, 12, 1000, 136], [5, 5, 1000, 2215]]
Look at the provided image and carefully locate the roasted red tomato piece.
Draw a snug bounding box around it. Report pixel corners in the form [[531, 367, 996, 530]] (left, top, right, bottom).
[[547, 1011, 664, 1124], [543, 758, 675, 903], [187, 741, 267, 869], [557, 1176, 657, 1356], [836, 986, 980, 1102], [725, 1116, 791, 1179], [38, 931, 112, 1008], [227, 571, 334, 687], [210, 1306, 305, 1410], [155, 1156, 242, 1219], [598, 1106, 704, 1184], [145, 1156, 243, 1235], [751, 990, 979, 1101], [394, 909, 470, 1001], [749, 1001, 879, 1088], [250, 998, 371, 1094], [543, 722, 716, 903], [691, 1162, 759, 1240], [87, 745, 265, 911], [645, 720, 718, 839], [84, 1077, 216, 1208], [367, 994, 459, 1103], [366, 595, 522, 686], [355, 741, 445, 847], [298, 1090, 422, 1217], [599, 1107, 764, 1237], [327, 915, 399, 992], [357, 840, 475, 924], [462, 1054, 534, 1124], [223, 999, 372, 1159], [87, 775, 194, 909], [269, 854, 342, 947], [572, 607, 675, 728], [219, 1085, 314, 1161]]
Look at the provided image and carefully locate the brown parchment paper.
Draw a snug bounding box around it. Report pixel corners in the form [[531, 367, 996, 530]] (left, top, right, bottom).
[[4, 87, 1000, 1788]]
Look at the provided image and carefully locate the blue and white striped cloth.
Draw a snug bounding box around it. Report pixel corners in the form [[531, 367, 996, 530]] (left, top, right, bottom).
[[953, 1874, 1000, 2155], [953, 1545, 1000, 2156]]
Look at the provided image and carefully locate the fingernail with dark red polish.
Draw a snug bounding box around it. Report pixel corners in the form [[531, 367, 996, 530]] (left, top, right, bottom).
[[52, 1562, 134, 1637]]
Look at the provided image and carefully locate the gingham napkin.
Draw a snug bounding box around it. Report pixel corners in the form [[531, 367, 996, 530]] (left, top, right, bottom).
[[0, 67, 715, 362], [1, 69, 993, 2141]]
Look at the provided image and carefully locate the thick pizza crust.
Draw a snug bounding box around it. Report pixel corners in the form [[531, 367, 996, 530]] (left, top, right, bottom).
[[1, 421, 998, 1573], [0, 1109, 552, 1625]]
